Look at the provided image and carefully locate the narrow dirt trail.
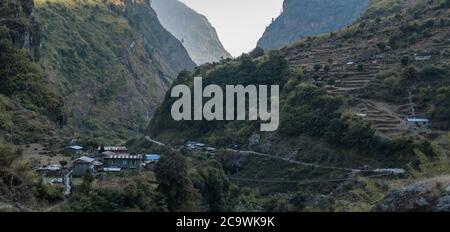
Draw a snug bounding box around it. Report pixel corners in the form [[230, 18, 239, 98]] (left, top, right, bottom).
[[226, 149, 361, 172]]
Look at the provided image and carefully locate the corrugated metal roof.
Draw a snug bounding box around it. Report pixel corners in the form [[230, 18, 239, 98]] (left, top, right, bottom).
[[105, 154, 142, 160], [75, 156, 95, 163], [98, 146, 128, 151]]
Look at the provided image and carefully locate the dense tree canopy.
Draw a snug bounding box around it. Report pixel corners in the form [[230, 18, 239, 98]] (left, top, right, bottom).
[[155, 150, 199, 212]]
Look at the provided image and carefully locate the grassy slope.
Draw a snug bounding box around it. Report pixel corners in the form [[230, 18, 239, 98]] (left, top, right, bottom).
[[0, 0, 63, 144], [34, 0, 195, 141]]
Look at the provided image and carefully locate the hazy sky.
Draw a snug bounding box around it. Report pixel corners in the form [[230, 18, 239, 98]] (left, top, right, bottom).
[[179, 0, 284, 57]]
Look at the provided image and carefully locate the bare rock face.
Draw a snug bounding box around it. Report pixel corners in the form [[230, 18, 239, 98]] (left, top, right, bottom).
[[434, 196, 450, 211], [374, 177, 450, 212], [2, 0, 41, 58], [257, 0, 369, 51], [248, 134, 261, 148], [151, 0, 231, 64]]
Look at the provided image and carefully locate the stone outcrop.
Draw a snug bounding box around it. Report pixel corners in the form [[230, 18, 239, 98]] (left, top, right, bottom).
[[374, 177, 450, 212]]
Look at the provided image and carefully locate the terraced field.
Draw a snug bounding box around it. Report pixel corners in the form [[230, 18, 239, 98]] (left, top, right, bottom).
[[284, 40, 442, 138]]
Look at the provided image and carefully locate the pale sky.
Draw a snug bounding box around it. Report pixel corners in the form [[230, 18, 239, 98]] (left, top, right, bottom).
[[179, 0, 284, 57]]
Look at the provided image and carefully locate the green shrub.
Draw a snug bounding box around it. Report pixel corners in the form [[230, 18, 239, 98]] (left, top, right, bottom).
[[401, 56, 410, 66], [419, 65, 447, 80], [401, 66, 419, 82], [0, 143, 20, 174], [376, 42, 386, 50], [68, 174, 168, 212], [357, 64, 364, 72], [314, 64, 322, 72], [431, 87, 450, 128], [327, 78, 336, 86], [33, 181, 64, 203]]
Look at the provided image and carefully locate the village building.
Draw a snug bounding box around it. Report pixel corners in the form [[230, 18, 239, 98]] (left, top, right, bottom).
[[414, 50, 436, 61], [143, 154, 161, 170], [407, 117, 430, 128], [414, 55, 432, 61], [98, 146, 128, 154], [101, 151, 117, 156], [36, 164, 64, 177], [185, 141, 206, 151], [103, 167, 122, 173], [96, 151, 116, 160], [64, 145, 83, 155], [356, 113, 367, 117], [144, 154, 161, 162], [72, 156, 96, 177], [204, 147, 217, 154], [104, 154, 142, 170], [92, 160, 104, 172]]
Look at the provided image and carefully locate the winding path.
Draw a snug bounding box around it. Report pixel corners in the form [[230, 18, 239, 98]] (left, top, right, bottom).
[[225, 148, 362, 172]]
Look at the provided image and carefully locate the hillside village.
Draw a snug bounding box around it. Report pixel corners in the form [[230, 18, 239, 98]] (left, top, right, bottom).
[[29, 138, 223, 197], [287, 41, 437, 136], [1, 0, 450, 212], [276, 0, 450, 161], [32, 145, 157, 195]]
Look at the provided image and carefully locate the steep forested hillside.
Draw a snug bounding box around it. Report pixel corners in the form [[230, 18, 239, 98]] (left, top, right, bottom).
[[151, 0, 231, 64], [0, 0, 63, 144], [257, 0, 369, 51], [0, 0, 199, 211], [147, 0, 450, 211], [34, 0, 196, 140], [0, 0, 66, 211]]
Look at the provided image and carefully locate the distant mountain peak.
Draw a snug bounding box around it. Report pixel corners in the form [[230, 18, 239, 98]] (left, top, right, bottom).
[[151, 0, 232, 65], [257, 0, 369, 51]]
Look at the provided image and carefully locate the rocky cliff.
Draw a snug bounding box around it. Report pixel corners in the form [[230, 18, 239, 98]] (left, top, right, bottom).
[[375, 177, 450, 212], [0, 0, 63, 144], [151, 0, 231, 64], [1, 0, 41, 58], [257, 0, 369, 51]]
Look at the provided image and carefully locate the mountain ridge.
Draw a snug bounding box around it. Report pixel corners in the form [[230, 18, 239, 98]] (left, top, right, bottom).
[[257, 0, 369, 51], [33, 0, 196, 141], [151, 0, 232, 64]]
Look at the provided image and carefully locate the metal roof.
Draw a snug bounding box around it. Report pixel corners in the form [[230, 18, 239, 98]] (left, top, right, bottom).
[[103, 167, 122, 172], [92, 161, 103, 166], [37, 164, 62, 171], [75, 156, 95, 163], [101, 151, 117, 156], [66, 145, 83, 150], [99, 146, 128, 151], [105, 154, 142, 160], [144, 154, 161, 161], [407, 118, 429, 122], [373, 168, 406, 174]]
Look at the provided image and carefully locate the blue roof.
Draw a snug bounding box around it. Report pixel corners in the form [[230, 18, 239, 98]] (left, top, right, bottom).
[[144, 154, 161, 161]]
